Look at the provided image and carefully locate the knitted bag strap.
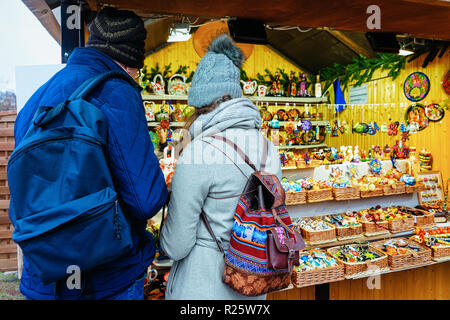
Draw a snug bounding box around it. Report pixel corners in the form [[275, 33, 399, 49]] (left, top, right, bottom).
[[210, 134, 269, 172], [210, 135, 257, 171], [201, 210, 225, 256]]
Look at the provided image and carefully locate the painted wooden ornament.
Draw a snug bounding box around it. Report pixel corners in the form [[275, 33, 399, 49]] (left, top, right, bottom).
[[403, 71, 430, 102]]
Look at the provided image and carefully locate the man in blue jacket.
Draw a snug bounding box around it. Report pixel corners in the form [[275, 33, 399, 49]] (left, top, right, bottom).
[[12, 7, 168, 299]]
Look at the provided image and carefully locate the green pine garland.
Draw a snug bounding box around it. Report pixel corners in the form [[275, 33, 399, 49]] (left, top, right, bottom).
[[319, 53, 407, 91]]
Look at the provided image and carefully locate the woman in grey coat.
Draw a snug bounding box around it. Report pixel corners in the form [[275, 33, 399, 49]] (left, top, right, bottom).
[[160, 34, 282, 300]]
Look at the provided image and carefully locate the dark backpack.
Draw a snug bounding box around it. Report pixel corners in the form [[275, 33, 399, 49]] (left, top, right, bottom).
[[8, 71, 135, 285], [201, 135, 305, 296]]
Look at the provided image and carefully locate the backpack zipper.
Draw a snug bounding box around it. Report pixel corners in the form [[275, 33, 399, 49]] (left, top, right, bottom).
[[8, 134, 102, 166]]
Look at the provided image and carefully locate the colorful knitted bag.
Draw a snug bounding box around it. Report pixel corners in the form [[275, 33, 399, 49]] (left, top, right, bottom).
[[201, 135, 305, 296]]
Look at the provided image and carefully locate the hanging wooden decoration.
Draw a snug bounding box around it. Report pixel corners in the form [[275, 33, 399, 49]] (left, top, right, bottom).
[[425, 103, 445, 122], [405, 104, 429, 131], [443, 71, 450, 95], [403, 72, 430, 102]]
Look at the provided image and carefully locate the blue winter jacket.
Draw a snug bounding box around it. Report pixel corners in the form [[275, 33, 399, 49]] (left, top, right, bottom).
[[12, 47, 168, 299]]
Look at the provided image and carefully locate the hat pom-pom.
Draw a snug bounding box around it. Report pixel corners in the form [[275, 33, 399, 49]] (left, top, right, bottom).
[[208, 34, 245, 68]]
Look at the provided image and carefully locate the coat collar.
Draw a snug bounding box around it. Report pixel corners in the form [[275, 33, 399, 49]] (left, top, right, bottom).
[[67, 47, 142, 92]]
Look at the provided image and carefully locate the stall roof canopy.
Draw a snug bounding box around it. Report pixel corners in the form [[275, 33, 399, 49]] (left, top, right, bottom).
[[26, 0, 450, 74]]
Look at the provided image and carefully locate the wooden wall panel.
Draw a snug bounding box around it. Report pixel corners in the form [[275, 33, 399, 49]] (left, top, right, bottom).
[[144, 37, 201, 76], [267, 286, 315, 300], [325, 50, 450, 186], [329, 262, 450, 300], [143, 38, 304, 84]]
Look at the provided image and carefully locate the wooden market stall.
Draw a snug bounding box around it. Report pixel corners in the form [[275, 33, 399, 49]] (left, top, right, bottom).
[[17, 0, 450, 300]]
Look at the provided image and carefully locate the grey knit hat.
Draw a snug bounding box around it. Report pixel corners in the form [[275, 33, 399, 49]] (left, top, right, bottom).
[[188, 34, 245, 108], [86, 7, 146, 69]]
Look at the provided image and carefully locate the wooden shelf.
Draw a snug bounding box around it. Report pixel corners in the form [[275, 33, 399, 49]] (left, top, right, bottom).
[[148, 121, 328, 128], [249, 96, 328, 104], [286, 191, 421, 206], [344, 260, 449, 280], [281, 166, 299, 171], [142, 94, 187, 100], [282, 165, 321, 171], [277, 143, 327, 150], [148, 121, 185, 127], [304, 221, 450, 251], [278, 120, 329, 126], [142, 94, 328, 104]]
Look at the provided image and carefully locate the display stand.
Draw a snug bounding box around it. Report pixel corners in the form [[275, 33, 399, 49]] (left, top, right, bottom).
[[284, 159, 415, 218]]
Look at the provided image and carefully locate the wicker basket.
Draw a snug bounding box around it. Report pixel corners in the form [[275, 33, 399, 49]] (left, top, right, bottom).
[[414, 183, 426, 192], [335, 224, 363, 240], [360, 220, 390, 236], [405, 183, 425, 193], [285, 190, 307, 205], [292, 253, 345, 288], [296, 160, 307, 168], [327, 245, 388, 275], [372, 239, 432, 269], [415, 213, 436, 228], [360, 187, 384, 198], [397, 206, 435, 228], [300, 223, 337, 244], [309, 159, 322, 167], [306, 188, 333, 203], [383, 182, 406, 195], [387, 216, 415, 233], [431, 245, 450, 259], [333, 186, 360, 201], [281, 159, 296, 169]]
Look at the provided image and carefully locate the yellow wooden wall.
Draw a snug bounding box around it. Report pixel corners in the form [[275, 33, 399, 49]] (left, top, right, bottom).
[[324, 50, 450, 186], [143, 37, 304, 85]]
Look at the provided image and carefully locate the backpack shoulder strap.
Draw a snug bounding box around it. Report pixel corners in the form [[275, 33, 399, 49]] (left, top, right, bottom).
[[210, 135, 257, 171], [33, 71, 137, 128], [260, 138, 269, 171], [69, 71, 137, 101], [201, 210, 225, 255], [211, 135, 269, 172]]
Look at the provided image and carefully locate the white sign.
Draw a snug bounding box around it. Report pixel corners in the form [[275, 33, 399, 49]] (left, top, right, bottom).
[[349, 84, 369, 104]]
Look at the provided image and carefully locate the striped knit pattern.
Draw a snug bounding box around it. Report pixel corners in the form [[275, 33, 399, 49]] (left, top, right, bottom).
[[225, 175, 294, 274], [86, 6, 146, 68]]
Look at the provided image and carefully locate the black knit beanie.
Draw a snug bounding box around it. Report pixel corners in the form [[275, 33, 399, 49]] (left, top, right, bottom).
[[86, 7, 147, 69]]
